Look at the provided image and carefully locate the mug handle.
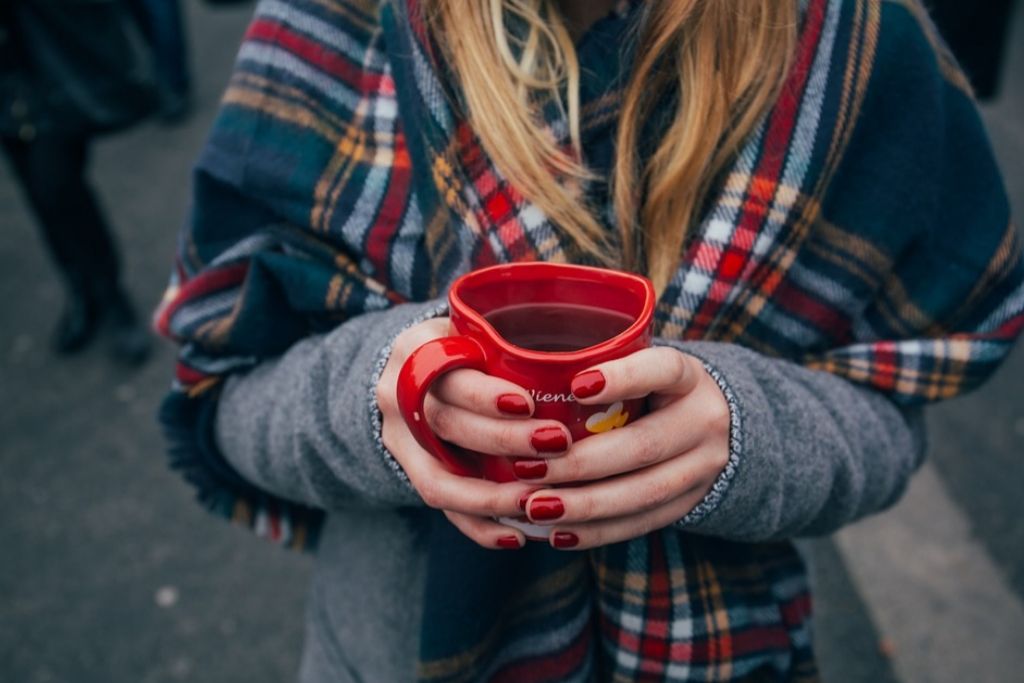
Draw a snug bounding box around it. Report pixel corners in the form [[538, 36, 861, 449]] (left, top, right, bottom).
[[396, 335, 488, 477]]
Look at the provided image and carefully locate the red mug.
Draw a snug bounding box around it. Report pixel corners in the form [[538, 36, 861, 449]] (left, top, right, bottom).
[[396, 263, 655, 509]]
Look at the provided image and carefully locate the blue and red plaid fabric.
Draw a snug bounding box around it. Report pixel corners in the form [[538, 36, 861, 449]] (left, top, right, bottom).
[[155, 0, 1023, 679]]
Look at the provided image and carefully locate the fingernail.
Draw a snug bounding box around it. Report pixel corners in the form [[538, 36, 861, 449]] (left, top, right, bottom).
[[514, 459, 548, 480], [517, 491, 534, 511], [496, 535, 522, 549], [552, 531, 579, 549], [497, 394, 531, 416], [530, 427, 568, 453], [529, 497, 564, 521], [571, 370, 606, 399]]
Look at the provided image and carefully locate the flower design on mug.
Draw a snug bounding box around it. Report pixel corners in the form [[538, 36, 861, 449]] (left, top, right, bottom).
[[585, 401, 630, 434]]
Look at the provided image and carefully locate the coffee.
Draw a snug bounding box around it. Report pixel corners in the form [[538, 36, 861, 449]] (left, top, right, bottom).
[[484, 303, 634, 352]]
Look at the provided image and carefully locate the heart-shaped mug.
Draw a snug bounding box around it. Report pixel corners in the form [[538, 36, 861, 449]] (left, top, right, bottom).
[[396, 262, 655, 538]]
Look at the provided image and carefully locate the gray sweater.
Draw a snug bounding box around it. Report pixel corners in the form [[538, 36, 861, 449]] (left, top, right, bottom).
[[214, 300, 925, 682]]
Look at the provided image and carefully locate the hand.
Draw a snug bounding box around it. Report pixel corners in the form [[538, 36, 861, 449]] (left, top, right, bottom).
[[516, 347, 731, 550], [375, 317, 574, 549]]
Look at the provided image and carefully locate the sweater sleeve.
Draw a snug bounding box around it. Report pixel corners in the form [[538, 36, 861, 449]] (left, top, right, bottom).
[[153, 0, 438, 547], [659, 340, 926, 542], [214, 299, 445, 511]]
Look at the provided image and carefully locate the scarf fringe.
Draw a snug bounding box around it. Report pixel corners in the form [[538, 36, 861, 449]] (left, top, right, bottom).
[[158, 389, 323, 551]]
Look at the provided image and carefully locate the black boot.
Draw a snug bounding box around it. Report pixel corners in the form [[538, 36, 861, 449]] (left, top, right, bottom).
[[101, 286, 152, 366], [52, 286, 100, 354]]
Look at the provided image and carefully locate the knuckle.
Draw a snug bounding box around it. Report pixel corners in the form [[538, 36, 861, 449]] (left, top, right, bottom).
[[424, 317, 449, 336], [575, 494, 597, 522], [417, 479, 442, 509], [485, 492, 505, 518], [669, 351, 690, 386], [565, 453, 586, 482], [428, 404, 456, 440], [579, 529, 601, 550], [394, 319, 447, 362], [431, 372, 456, 399], [444, 372, 485, 406], [708, 441, 731, 472], [380, 420, 411, 460], [471, 384, 492, 411], [645, 478, 675, 509], [631, 429, 661, 467], [707, 397, 732, 435], [495, 424, 518, 454], [375, 380, 396, 413], [618, 358, 639, 388]]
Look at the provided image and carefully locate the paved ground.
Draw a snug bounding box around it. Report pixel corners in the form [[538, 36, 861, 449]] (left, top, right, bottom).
[[1, 2, 1022, 682]]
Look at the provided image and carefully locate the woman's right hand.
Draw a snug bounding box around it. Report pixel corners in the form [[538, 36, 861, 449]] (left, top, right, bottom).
[[375, 317, 572, 549]]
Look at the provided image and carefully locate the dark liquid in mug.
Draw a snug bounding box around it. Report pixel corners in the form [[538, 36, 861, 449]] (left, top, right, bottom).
[[484, 303, 635, 352]]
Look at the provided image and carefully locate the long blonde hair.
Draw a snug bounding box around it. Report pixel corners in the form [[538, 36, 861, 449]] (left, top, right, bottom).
[[426, 0, 798, 291]]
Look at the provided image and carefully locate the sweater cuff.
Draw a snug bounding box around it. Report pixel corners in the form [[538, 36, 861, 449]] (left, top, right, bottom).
[[674, 357, 743, 528], [367, 301, 451, 490], [650, 339, 744, 529]]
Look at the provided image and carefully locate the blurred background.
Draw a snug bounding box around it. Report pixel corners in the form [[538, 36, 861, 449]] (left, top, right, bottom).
[[1, 1, 1022, 681]]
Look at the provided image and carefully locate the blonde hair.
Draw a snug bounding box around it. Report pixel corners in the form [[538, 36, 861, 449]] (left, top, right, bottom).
[[426, 0, 798, 291]]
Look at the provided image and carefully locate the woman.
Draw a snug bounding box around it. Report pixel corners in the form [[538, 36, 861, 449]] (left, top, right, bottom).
[[1, 0, 152, 363], [156, 0, 1024, 680]]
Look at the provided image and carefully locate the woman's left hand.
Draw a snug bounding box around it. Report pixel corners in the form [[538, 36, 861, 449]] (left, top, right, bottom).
[[518, 347, 732, 550]]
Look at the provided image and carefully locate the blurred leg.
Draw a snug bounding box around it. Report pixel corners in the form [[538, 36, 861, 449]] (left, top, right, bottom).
[[129, 0, 192, 121], [2, 133, 149, 362], [3, 134, 122, 296]]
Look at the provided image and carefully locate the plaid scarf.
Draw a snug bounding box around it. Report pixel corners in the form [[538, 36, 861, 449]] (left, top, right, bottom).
[[155, 0, 1024, 680]]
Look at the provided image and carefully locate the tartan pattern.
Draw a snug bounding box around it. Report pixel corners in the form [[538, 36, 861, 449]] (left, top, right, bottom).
[[592, 534, 817, 683], [414, 525, 819, 683], [154, 0, 1024, 679]]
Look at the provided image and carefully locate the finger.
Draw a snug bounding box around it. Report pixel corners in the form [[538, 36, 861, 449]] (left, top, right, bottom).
[[431, 369, 535, 418], [521, 443, 726, 526], [444, 510, 525, 550], [527, 396, 720, 484], [545, 489, 706, 551], [570, 347, 701, 405], [382, 420, 535, 518], [390, 317, 451, 363], [424, 393, 571, 458], [376, 318, 451, 413]]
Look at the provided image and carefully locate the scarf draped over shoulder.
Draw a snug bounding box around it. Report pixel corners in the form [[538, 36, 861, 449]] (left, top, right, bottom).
[[155, 0, 1023, 680]]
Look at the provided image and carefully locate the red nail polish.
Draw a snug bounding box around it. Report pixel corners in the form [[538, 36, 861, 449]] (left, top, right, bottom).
[[496, 394, 531, 416], [529, 497, 565, 521], [552, 531, 579, 549], [517, 491, 533, 511], [514, 459, 548, 480], [571, 370, 606, 399], [496, 535, 522, 549], [531, 427, 568, 453]]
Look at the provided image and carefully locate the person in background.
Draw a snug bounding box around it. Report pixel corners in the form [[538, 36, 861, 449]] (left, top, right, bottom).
[[156, 0, 1024, 681], [1, 1, 151, 364], [929, 0, 1017, 100], [129, 0, 193, 123]]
